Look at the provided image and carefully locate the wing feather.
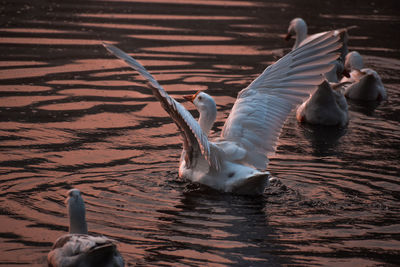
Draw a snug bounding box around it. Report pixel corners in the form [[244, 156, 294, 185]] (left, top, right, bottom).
[[103, 43, 219, 169], [221, 31, 341, 169]]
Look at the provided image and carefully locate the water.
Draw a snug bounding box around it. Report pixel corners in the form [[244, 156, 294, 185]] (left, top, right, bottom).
[[1, 0, 399, 266]]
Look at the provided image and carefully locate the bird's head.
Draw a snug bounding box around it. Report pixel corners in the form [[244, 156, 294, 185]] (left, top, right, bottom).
[[66, 188, 82, 205], [183, 91, 217, 134], [183, 91, 216, 113], [285, 17, 307, 41], [344, 51, 363, 71]]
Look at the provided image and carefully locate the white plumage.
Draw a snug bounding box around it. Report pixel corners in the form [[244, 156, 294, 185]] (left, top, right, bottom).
[[47, 189, 124, 267], [103, 30, 341, 195], [296, 80, 349, 127], [341, 51, 387, 101], [285, 17, 349, 82]]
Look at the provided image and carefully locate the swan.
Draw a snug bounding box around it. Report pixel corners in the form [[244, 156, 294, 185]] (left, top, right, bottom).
[[340, 51, 387, 101], [296, 80, 349, 127], [47, 189, 124, 267], [103, 30, 341, 195], [285, 17, 349, 82]]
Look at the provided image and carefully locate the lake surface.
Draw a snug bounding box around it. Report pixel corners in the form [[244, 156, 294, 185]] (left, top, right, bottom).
[[1, 0, 399, 266]]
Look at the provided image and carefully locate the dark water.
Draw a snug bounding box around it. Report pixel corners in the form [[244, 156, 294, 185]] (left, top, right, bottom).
[[1, 0, 400, 266]]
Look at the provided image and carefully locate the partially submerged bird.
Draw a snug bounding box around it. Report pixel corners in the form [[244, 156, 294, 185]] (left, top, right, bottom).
[[341, 51, 387, 101], [47, 189, 124, 267], [103, 30, 341, 195], [296, 80, 349, 127], [285, 17, 350, 82]]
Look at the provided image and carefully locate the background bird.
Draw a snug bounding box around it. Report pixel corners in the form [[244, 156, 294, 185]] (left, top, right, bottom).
[[341, 51, 387, 101], [47, 189, 124, 267]]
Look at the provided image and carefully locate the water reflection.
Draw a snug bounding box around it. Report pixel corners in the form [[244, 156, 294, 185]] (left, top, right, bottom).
[[298, 123, 347, 157], [347, 98, 383, 116], [147, 189, 285, 266]]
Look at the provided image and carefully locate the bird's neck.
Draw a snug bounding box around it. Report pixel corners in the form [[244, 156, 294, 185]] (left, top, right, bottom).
[[294, 27, 307, 49], [198, 108, 216, 135], [68, 201, 88, 234]]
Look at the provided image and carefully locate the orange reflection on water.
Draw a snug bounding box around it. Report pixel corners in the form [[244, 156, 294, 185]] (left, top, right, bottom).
[[0, 112, 142, 132], [128, 34, 233, 41], [78, 22, 183, 31], [320, 13, 400, 21], [0, 95, 67, 108], [125, 52, 209, 59], [142, 45, 274, 55], [40, 149, 144, 169], [213, 64, 254, 70], [183, 74, 245, 84], [108, 59, 192, 67], [139, 101, 176, 118], [89, 71, 137, 78], [162, 83, 208, 92], [0, 127, 74, 148], [97, 0, 260, 6], [0, 37, 101, 45], [0, 85, 52, 92], [38, 101, 107, 111], [48, 80, 143, 87], [0, 59, 116, 80], [78, 13, 250, 20], [57, 88, 150, 99], [0, 61, 47, 67], [348, 46, 397, 52], [50, 112, 141, 129], [0, 28, 78, 34]]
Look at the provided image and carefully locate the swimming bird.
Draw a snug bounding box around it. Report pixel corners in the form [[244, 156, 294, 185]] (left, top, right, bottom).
[[296, 80, 349, 127], [103, 30, 341, 195], [340, 51, 387, 101], [47, 189, 124, 267], [285, 17, 349, 82]]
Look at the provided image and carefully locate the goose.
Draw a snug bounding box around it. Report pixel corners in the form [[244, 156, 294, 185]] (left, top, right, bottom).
[[340, 51, 387, 101], [285, 17, 349, 82], [103, 30, 341, 195], [47, 189, 124, 267], [296, 80, 349, 127]]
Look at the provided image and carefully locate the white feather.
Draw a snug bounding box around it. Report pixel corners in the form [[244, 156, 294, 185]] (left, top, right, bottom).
[[103, 30, 341, 195]]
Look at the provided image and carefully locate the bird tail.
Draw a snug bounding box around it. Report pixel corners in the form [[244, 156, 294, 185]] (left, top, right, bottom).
[[85, 243, 122, 266], [232, 172, 270, 195]]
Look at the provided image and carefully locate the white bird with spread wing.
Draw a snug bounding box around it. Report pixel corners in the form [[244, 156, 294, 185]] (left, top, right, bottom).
[[103, 31, 341, 195]]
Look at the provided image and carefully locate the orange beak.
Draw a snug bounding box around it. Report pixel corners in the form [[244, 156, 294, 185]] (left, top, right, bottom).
[[182, 91, 201, 103], [183, 94, 195, 102]]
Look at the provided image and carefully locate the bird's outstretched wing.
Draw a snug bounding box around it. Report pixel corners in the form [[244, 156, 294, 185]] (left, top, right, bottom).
[[221, 31, 341, 169], [300, 27, 350, 59], [103, 43, 219, 169]]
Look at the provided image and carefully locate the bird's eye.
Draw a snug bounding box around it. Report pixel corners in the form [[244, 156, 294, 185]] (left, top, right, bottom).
[[198, 96, 202, 100]]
